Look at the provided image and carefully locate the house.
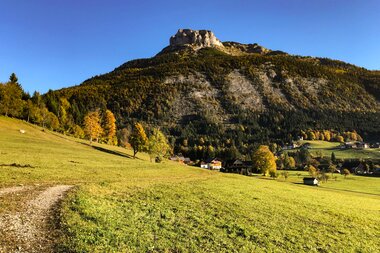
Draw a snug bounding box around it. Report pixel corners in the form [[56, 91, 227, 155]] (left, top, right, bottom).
[[356, 142, 369, 149], [223, 159, 253, 174], [170, 155, 192, 165], [200, 158, 222, 170], [200, 161, 208, 169], [303, 177, 319, 186], [342, 142, 357, 149], [341, 142, 369, 149]]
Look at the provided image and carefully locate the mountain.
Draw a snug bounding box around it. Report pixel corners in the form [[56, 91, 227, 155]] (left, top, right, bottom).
[[48, 29, 380, 156]]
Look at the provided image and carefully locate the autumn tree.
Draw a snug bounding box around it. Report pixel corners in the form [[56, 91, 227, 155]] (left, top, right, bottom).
[[284, 153, 296, 169], [58, 97, 71, 130], [103, 109, 117, 145], [0, 82, 24, 117], [328, 164, 337, 178], [323, 130, 331, 141], [148, 128, 170, 162], [72, 125, 85, 139], [83, 111, 103, 144], [336, 135, 344, 143], [129, 122, 148, 158], [343, 168, 350, 178], [252, 145, 277, 176], [308, 165, 318, 177]]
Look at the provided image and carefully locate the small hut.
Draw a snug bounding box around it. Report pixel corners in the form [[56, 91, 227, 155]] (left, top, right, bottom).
[[303, 177, 319, 186]]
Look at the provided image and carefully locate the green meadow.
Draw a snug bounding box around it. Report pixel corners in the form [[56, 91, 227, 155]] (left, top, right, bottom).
[[294, 140, 380, 160], [1, 116, 379, 252]]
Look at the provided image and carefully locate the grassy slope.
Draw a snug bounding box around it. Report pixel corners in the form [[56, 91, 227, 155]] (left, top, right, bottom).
[[0, 117, 379, 252], [297, 140, 380, 160]]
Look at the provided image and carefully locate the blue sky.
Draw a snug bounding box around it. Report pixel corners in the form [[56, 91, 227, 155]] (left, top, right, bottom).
[[0, 0, 379, 94]]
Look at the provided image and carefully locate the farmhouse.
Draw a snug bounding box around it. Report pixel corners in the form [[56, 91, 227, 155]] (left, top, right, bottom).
[[303, 177, 319, 186], [169, 155, 192, 165], [200, 158, 222, 170], [223, 159, 253, 174], [341, 141, 369, 149]]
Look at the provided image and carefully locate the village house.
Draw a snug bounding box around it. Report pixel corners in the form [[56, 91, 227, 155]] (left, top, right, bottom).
[[169, 155, 192, 165], [200, 158, 222, 170], [341, 141, 369, 149], [223, 159, 253, 175]]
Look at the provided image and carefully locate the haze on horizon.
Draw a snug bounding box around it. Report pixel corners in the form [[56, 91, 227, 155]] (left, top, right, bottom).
[[1, 0, 379, 94]]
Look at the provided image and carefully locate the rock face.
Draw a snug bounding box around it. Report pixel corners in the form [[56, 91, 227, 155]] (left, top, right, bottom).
[[170, 29, 224, 49]]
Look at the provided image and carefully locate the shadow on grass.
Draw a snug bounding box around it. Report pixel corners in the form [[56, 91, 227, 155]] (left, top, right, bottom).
[[0, 163, 35, 168], [81, 143, 136, 159]]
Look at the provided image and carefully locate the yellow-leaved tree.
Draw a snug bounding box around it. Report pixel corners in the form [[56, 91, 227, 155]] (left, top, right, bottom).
[[129, 122, 148, 158], [83, 111, 103, 144], [148, 128, 170, 162], [252, 145, 277, 176], [103, 109, 117, 145]]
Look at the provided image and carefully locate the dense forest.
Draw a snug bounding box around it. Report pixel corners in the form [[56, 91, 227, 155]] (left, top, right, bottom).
[[1, 45, 380, 161]]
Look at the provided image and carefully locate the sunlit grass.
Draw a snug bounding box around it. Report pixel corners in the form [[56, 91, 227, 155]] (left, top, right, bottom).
[[1, 116, 379, 252]]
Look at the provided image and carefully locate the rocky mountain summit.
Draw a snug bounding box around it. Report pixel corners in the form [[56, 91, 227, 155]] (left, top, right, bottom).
[[170, 29, 224, 49], [160, 29, 281, 56]]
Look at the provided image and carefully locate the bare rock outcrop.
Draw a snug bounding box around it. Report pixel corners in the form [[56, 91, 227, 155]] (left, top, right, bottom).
[[169, 29, 224, 49]]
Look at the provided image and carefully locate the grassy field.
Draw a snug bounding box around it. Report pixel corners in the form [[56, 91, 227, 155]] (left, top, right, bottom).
[[292, 140, 380, 160], [1, 116, 379, 252]]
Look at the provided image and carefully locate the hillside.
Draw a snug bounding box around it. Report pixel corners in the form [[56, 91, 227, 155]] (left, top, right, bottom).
[[0, 116, 379, 252], [46, 29, 380, 157]]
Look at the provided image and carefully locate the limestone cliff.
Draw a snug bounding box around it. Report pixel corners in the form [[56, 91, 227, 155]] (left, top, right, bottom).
[[169, 29, 224, 49]]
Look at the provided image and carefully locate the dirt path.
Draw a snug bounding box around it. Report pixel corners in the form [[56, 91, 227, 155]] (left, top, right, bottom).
[[0, 185, 73, 253]]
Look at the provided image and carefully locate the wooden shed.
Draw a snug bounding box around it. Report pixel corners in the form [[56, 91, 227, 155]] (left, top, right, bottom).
[[303, 177, 319, 186]]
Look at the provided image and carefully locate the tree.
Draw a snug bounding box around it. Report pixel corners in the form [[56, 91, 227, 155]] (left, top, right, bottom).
[[343, 168, 350, 178], [129, 122, 148, 158], [331, 152, 336, 164], [307, 130, 316, 140], [103, 109, 117, 145], [252, 145, 276, 176], [72, 125, 85, 139], [117, 127, 131, 148], [284, 153, 296, 169], [58, 97, 71, 129], [83, 111, 103, 144], [336, 135, 344, 143], [298, 148, 311, 165], [0, 82, 24, 117], [9, 73, 18, 84], [328, 164, 337, 178], [148, 128, 170, 162], [308, 165, 318, 177], [323, 130, 331, 141]]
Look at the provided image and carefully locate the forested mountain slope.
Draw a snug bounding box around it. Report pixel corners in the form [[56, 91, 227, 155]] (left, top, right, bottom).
[[47, 29, 380, 156]]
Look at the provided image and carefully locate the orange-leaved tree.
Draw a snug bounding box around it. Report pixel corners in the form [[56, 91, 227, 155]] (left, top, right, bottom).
[[83, 111, 103, 144], [103, 109, 117, 145]]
